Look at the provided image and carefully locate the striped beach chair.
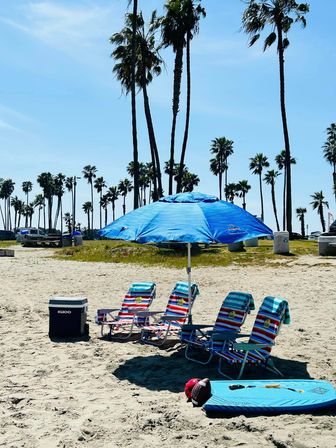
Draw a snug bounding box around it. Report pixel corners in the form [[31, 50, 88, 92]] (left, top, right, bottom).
[[95, 282, 156, 339], [213, 296, 291, 379], [140, 282, 200, 346], [181, 291, 255, 364]]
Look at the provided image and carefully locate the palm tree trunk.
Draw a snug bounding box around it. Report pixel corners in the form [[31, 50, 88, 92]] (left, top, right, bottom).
[[43, 198, 46, 231], [169, 46, 183, 195], [38, 208, 41, 228], [99, 191, 102, 229], [333, 163, 336, 202], [282, 168, 286, 231], [131, 0, 139, 209], [90, 182, 94, 230], [242, 193, 246, 210], [142, 80, 161, 201], [224, 163, 228, 200], [25, 193, 28, 227], [319, 206, 326, 232], [177, 36, 191, 193], [123, 197, 126, 215], [259, 173, 264, 221], [112, 202, 116, 221], [87, 213, 90, 231], [218, 174, 222, 200], [0, 204, 5, 229], [277, 24, 292, 235], [53, 197, 61, 230], [105, 207, 108, 226], [271, 183, 280, 231], [300, 216, 305, 237]]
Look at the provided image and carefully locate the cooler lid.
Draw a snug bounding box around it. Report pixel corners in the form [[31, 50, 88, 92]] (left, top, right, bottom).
[[49, 297, 88, 308]]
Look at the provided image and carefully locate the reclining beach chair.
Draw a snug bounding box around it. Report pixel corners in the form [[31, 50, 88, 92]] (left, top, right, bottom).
[[212, 296, 290, 379], [181, 291, 255, 364], [95, 282, 156, 339], [140, 282, 199, 346]]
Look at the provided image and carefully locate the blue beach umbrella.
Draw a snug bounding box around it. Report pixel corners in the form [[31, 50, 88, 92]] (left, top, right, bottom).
[[99, 192, 272, 315]]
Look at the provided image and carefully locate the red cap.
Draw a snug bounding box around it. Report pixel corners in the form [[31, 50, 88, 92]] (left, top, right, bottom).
[[184, 378, 200, 400]]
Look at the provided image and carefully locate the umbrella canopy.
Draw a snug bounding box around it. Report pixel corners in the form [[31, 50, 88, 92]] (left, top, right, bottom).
[[99, 192, 272, 322], [99, 192, 272, 243]]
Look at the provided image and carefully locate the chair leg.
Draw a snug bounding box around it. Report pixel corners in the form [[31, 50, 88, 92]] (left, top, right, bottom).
[[217, 356, 234, 379], [237, 351, 249, 380], [185, 343, 213, 365], [266, 358, 284, 377]]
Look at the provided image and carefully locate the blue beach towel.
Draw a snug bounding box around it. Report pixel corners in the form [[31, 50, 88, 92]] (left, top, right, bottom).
[[259, 296, 291, 324], [128, 282, 156, 295], [224, 292, 255, 312], [173, 282, 199, 297]]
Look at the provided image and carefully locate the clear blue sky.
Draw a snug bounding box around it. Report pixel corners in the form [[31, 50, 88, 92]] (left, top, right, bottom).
[[0, 0, 335, 233]]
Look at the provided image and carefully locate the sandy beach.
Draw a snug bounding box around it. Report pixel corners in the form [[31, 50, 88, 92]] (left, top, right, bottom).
[[0, 247, 335, 448]]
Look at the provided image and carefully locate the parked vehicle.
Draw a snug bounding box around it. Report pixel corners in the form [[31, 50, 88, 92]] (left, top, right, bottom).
[[16, 227, 62, 247], [290, 232, 305, 240], [308, 231, 321, 241]]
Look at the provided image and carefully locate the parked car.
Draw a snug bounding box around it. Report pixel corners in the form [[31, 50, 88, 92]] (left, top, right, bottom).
[[290, 232, 305, 240], [16, 227, 47, 243], [308, 231, 321, 241], [0, 230, 16, 240]]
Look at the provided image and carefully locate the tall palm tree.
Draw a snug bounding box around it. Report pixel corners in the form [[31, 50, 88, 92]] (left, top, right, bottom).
[[100, 194, 110, 227], [17, 199, 25, 228], [275, 149, 296, 230], [118, 179, 133, 215], [111, 11, 163, 200], [10, 196, 21, 229], [210, 157, 227, 200], [176, 0, 206, 193], [108, 186, 119, 221], [296, 207, 307, 237], [162, 0, 188, 194], [82, 201, 93, 231], [210, 137, 234, 200], [53, 173, 65, 230], [180, 170, 200, 192], [37, 172, 54, 231], [131, 0, 139, 209], [236, 180, 251, 210], [22, 181, 33, 227], [242, 0, 309, 236], [25, 203, 34, 227], [94, 176, 107, 229], [264, 169, 281, 231], [249, 153, 269, 221], [82, 165, 97, 229], [34, 194, 44, 229], [323, 122, 336, 202], [0, 179, 15, 230], [310, 191, 329, 232]]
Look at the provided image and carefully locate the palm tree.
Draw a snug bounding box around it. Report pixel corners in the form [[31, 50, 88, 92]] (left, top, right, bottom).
[[0, 179, 15, 230], [118, 179, 133, 215], [323, 123, 336, 202], [310, 191, 329, 232], [111, 11, 163, 200], [17, 199, 25, 228], [25, 203, 34, 227], [100, 194, 110, 227], [180, 170, 200, 192], [10, 196, 21, 229], [82, 165, 97, 229], [94, 176, 107, 229], [275, 150, 296, 230], [210, 157, 226, 200], [236, 180, 251, 210], [296, 207, 307, 237], [82, 201, 93, 231], [53, 173, 65, 230], [37, 172, 55, 231], [162, 0, 188, 194], [249, 153, 270, 221], [224, 183, 238, 204], [176, 1, 206, 193], [22, 181, 33, 227], [242, 0, 309, 236], [108, 186, 119, 221], [264, 169, 281, 231], [209, 137, 234, 200], [34, 194, 44, 229]]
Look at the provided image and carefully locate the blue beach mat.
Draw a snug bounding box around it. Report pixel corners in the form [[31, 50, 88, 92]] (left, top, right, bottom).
[[203, 380, 336, 415]]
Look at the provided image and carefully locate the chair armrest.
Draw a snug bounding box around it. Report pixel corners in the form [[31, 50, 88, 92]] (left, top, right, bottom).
[[212, 332, 249, 341], [136, 310, 165, 317], [96, 308, 119, 314], [182, 324, 214, 331], [132, 307, 150, 315], [161, 315, 183, 322], [233, 342, 274, 351]]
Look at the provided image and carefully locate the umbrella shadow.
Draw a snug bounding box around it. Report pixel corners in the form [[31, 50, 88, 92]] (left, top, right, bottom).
[[112, 349, 312, 394]]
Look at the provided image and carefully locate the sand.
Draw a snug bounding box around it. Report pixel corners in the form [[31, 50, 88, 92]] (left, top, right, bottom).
[[0, 247, 335, 448]]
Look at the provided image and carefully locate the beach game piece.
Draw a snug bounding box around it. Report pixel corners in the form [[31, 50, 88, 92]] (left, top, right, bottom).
[[203, 380, 336, 415]]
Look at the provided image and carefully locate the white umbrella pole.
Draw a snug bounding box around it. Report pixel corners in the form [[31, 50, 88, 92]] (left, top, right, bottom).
[[187, 242, 192, 324]]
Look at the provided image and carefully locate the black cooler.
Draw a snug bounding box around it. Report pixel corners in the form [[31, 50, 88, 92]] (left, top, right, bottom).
[[49, 297, 88, 338]]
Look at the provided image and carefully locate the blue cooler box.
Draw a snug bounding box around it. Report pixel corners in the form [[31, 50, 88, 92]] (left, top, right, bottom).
[[49, 297, 88, 338]]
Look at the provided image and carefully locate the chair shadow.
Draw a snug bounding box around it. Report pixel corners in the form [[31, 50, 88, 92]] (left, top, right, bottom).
[[112, 349, 312, 394]]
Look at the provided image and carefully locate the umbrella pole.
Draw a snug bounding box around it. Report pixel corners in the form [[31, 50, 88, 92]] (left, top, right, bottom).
[[187, 242, 192, 324]]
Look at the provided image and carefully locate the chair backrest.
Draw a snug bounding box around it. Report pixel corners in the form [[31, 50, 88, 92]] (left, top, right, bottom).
[[213, 291, 254, 333], [117, 282, 156, 322], [248, 296, 289, 360], [163, 282, 199, 326]]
